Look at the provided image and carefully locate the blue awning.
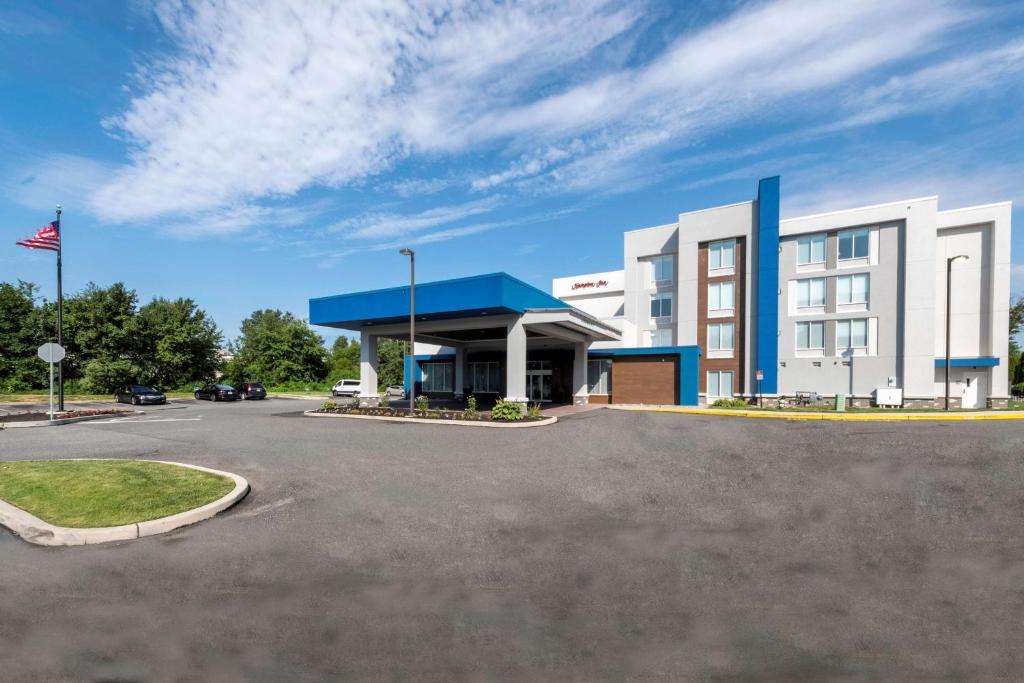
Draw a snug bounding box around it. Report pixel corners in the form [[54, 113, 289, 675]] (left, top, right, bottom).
[[934, 356, 999, 368], [309, 272, 569, 330]]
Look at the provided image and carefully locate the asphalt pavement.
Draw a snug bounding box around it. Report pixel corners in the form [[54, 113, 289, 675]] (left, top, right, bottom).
[[2, 399, 1024, 681]]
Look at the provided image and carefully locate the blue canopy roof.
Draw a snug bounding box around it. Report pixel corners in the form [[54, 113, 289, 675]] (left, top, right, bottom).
[[309, 272, 569, 330]]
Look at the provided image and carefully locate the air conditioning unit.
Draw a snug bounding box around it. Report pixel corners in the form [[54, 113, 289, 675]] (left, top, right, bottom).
[[874, 387, 903, 408]]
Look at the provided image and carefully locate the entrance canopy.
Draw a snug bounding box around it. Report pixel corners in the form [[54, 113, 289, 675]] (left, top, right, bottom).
[[309, 272, 620, 342]]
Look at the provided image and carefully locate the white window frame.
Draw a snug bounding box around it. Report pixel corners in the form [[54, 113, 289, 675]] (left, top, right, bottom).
[[836, 273, 869, 305], [469, 361, 501, 394], [838, 228, 869, 261], [707, 322, 734, 352], [650, 292, 673, 320], [836, 318, 869, 353], [796, 278, 826, 309], [708, 239, 736, 272], [650, 328, 673, 347], [795, 321, 825, 352], [650, 254, 674, 286], [797, 234, 826, 266], [587, 359, 612, 395], [707, 370, 734, 398], [708, 281, 735, 314], [421, 362, 453, 393]]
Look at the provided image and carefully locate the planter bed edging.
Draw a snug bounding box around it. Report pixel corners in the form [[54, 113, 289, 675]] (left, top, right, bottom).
[[0, 411, 141, 429], [304, 410, 557, 428], [0, 460, 250, 547]]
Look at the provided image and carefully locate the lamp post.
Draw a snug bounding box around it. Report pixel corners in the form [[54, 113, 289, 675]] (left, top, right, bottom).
[[400, 248, 415, 413], [944, 254, 969, 410]]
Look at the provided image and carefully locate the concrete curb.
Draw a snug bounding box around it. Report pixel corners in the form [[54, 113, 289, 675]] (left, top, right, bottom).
[[0, 411, 142, 429], [0, 460, 249, 546], [609, 405, 1024, 422], [304, 410, 558, 428]]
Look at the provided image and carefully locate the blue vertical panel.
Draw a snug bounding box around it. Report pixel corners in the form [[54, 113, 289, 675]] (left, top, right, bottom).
[[678, 346, 701, 406], [756, 176, 780, 394]]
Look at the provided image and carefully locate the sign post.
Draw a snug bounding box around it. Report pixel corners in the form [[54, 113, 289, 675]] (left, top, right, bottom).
[[37, 343, 66, 420], [755, 369, 764, 408]]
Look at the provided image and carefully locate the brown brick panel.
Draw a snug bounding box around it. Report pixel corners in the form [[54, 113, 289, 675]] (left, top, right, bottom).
[[588, 394, 610, 404], [697, 236, 745, 394], [611, 356, 678, 405]]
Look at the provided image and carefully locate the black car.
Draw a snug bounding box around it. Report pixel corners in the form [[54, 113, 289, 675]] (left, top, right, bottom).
[[194, 383, 240, 401], [235, 382, 267, 400], [115, 385, 167, 405]]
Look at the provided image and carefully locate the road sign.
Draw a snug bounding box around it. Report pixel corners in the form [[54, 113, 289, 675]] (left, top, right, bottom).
[[37, 342, 65, 363], [37, 343, 65, 419], [755, 369, 764, 381]]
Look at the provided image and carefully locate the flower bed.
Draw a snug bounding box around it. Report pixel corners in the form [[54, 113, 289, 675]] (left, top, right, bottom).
[[0, 408, 133, 424], [313, 406, 547, 423]]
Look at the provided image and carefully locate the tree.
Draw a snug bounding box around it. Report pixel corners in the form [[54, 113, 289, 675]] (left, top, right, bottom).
[[377, 338, 406, 388], [62, 282, 139, 383], [0, 281, 47, 391], [328, 335, 360, 381], [227, 309, 327, 386], [130, 297, 223, 389]]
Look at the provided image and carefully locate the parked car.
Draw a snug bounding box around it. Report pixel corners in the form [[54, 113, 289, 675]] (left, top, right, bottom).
[[383, 385, 406, 398], [194, 383, 240, 401], [115, 385, 167, 405], [331, 379, 361, 397], [235, 382, 267, 400]]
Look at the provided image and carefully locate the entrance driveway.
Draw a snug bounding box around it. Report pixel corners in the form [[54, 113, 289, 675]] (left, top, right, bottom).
[[2, 401, 1024, 680]]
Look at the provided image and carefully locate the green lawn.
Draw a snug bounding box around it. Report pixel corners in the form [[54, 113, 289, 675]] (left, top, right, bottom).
[[0, 460, 234, 527]]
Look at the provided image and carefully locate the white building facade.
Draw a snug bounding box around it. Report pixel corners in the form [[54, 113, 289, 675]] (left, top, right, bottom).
[[554, 177, 1013, 408]]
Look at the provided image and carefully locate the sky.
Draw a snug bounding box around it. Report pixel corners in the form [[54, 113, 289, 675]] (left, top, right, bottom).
[[1, 0, 1023, 345]]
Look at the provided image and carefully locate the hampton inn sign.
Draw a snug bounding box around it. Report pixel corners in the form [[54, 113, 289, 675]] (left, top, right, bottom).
[[571, 279, 610, 291]]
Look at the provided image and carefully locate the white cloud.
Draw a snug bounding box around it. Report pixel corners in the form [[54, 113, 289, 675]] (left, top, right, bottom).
[[87, 0, 1019, 241], [2, 153, 113, 214]]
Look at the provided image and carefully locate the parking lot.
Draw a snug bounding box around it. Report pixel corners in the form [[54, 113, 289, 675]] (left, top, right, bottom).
[[2, 399, 1024, 680]]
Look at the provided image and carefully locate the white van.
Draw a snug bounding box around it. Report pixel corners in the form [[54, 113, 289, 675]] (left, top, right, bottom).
[[331, 379, 361, 397]]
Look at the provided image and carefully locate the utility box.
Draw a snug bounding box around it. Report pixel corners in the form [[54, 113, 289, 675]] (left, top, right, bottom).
[[874, 387, 903, 408], [835, 393, 846, 412]]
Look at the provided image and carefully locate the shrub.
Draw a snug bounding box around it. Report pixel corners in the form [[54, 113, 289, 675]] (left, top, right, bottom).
[[415, 395, 429, 412], [526, 403, 543, 419], [711, 398, 748, 409], [379, 392, 390, 407], [464, 395, 478, 418], [1012, 382, 1024, 398], [491, 399, 523, 421], [320, 399, 339, 411]]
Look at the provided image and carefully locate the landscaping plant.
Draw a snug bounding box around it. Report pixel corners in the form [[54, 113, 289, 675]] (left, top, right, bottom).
[[711, 398, 748, 409], [491, 399, 524, 421], [526, 403, 543, 419], [415, 395, 429, 412], [320, 399, 339, 411], [465, 394, 478, 418]]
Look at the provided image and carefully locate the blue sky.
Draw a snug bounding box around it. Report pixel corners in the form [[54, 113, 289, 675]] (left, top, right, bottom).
[[2, 0, 1023, 345]]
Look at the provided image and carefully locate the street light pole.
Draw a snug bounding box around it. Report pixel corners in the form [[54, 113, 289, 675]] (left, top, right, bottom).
[[945, 254, 969, 410], [400, 249, 415, 413]]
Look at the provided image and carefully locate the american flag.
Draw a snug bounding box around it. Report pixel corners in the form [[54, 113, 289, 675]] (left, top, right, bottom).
[[16, 221, 60, 253]]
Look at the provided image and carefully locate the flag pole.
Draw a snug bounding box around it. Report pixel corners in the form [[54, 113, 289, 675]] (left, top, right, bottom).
[[56, 204, 64, 412]]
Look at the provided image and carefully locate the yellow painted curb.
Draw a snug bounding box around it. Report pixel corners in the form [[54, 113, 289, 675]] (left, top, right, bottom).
[[630, 407, 1024, 422]]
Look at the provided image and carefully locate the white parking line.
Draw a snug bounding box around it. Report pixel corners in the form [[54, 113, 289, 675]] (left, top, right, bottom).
[[91, 416, 203, 424]]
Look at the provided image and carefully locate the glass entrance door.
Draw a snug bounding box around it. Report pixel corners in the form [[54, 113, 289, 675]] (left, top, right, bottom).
[[526, 360, 553, 402]]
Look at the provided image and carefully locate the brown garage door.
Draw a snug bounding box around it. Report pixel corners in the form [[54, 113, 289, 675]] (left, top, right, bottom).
[[611, 355, 678, 405]]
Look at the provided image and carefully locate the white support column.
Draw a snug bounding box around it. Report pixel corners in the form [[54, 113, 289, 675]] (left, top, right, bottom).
[[359, 330, 379, 406], [454, 344, 465, 400], [505, 316, 527, 405], [573, 340, 589, 406]]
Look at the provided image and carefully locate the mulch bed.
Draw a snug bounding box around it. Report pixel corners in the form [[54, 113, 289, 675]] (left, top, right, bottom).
[[314, 407, 546, 423], [0, 408, 133, 424]]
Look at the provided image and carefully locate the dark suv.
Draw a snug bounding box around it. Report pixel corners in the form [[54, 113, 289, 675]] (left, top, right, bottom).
[[235, 382, 267, 400]]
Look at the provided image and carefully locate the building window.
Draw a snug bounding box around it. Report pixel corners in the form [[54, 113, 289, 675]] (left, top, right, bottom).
[[421, 362, 453, 393], [796, 321, 824, 350], [836, 319, 868, 350], [836, 273, 869, 305], [650, 292, 673, 319], [587, 359, 612, 395], [707, 322, 734, 351], [838, 228, 869, 260], [797, 234, 826, 265], [796, 278, 826, 308], [708, 239, 735, 271], [708, 281, 735, 312], [707, 370, 734, 398], [650, 254, 674, 285], [469, 361, 500, 393], [650, 328, 673, 346]]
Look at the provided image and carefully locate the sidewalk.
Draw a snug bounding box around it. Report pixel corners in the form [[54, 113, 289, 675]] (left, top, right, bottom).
[[608, 405, 1024, 421]]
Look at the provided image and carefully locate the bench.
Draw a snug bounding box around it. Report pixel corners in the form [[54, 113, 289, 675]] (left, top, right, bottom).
[[793, 391, 820, 406]]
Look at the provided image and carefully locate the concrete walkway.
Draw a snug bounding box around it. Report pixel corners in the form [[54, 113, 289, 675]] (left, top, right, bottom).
[[610, 405, 1024, 421]]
